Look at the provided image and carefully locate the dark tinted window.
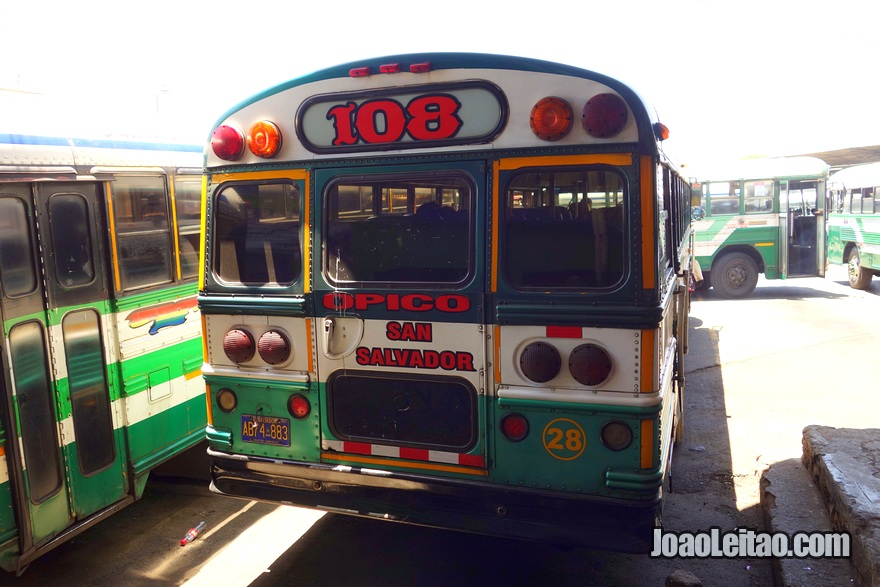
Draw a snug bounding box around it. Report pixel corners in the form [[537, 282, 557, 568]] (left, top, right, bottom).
[[0, 195, 37, 297], [64, 309, 115, 475], [49, 193, 95, 287], [213, 181, 301, 285], [324, 175, 472, 284], [10, 321, 63, 503], [504, 168, 625, 289]]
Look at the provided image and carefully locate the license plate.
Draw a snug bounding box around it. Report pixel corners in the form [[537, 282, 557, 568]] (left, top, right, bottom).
[[241, 415, 290, 447]]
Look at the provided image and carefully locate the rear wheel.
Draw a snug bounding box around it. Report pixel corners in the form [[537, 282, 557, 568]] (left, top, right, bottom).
[[712, 252, 759, 298], [847, 248, 873, 290]]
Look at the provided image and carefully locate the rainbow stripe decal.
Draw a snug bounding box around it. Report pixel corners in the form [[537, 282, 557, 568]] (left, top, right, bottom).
[[127, 298, 198, 335]]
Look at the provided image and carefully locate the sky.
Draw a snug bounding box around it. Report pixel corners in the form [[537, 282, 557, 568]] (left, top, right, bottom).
[[2, 0, 878, 172]]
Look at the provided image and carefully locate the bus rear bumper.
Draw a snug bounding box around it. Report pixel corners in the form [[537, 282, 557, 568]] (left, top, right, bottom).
[[207, 448, 660, 553]]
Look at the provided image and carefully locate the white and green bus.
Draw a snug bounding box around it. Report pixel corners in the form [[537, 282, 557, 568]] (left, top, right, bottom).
[[0, 132, 205, 574], [826, 161, 880, 289], [691, 156, 830, 298]]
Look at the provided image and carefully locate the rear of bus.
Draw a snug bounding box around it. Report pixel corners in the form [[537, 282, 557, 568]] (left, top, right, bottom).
[[200, 53, 690, 552]]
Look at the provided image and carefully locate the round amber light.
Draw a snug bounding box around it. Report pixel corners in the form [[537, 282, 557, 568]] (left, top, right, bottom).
[[601, 421, 633, 451], [246, 120, 282, 158], [217, 388, 237, 413], [530, 96, 573, 141]]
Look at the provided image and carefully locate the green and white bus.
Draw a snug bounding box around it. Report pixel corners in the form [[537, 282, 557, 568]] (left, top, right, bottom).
[[826, 161, 880, 289], [0, 132, 205, 574], [692, 156, 830, 298], [200, 53, 692, 552]]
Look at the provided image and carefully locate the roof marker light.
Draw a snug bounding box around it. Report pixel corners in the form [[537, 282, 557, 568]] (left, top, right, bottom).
[[247, 120, 282, 158], [530, 97, 573, 141], [582, 93, 628, 138], [379, 63, 401, 73], [410, 62, 432, 73], [349, 67, 371, 77], [211, 125, 245, 161]]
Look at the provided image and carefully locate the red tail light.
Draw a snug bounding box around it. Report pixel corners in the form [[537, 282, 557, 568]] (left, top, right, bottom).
[[223, 328, 255, 363], [500, 413, 529, 441], [582, 93, 628, 138], [211, 125, 245, 161], [258, 330, 291, 365], [288, 394, 311, 419], [569, 343, 613, 386], [520, 341, 561, 383]]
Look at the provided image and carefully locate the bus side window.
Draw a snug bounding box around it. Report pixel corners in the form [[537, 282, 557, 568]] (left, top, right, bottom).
[[112, 176, 174, 290], [173, 176, 202, 280]]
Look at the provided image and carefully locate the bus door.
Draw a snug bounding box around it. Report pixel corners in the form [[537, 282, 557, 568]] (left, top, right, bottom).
[[781, 179, 824, 278], [314, 163, 489, 479], [0, 181, 127, 555]]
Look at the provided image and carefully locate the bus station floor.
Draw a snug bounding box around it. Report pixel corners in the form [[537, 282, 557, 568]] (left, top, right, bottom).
[[761, 425, 880, 587]]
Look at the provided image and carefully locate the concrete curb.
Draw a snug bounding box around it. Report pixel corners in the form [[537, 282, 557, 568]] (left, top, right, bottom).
[[761, 457, 854, 586], [802, 425, 880, 587]]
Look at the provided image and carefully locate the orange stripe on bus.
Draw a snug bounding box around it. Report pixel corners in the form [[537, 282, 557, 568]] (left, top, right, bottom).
[[494, 325, 501, 384], [498, 153, 633, 170], [321, 453, 489, 477], [640, 155, 655, 290], [302, 174, 311, 293], [105, 181, 123, 292], [640, 328, 655, 393], [306, 318, 314, 373], [640, 418, 654, 469], [205, 383, 214, 426], [198, 175, 208, 290], [491, 161, 500, 292]]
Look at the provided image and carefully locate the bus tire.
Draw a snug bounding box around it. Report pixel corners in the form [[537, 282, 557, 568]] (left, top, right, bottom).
[[712, 253, 758, 298], [847, 249, 873, 290]]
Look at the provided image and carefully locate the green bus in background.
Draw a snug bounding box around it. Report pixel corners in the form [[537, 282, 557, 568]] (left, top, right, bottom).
[[826, 161, 880, 289], [691, 156, 830, 298], [0, 132, 205, 574]]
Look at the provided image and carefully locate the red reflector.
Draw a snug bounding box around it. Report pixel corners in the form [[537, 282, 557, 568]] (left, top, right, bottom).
[[546, 325, 582, 338], [379, 63, 400, 73], [582, 93, 628, 138], [410, 62, 432, 73], [211, 125, 245, 161], [349, 67, 370, 77], [223, 328, 255, 363]]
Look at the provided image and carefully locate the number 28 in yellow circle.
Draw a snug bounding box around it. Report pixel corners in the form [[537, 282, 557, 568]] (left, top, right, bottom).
[[542, 418, 586, 460]]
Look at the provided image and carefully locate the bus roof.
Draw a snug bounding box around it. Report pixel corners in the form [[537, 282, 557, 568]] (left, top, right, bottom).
[[694, 156, 829, 182], [828, 161, 880, 190], [0, 133, 203, 172], [207, 52, 667, 166]]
